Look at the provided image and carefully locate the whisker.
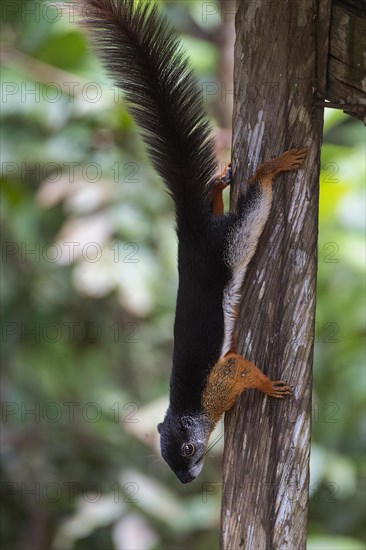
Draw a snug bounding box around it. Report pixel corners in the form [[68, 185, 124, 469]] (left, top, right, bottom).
[[196, 430, 224, 464]]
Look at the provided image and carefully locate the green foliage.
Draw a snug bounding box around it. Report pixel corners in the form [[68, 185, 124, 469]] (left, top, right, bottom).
[[310, 111, 365, 545], [1, 1, 364, 549]]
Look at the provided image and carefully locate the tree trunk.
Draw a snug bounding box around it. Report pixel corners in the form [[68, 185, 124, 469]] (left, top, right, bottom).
[[220, 1, 331, 549]]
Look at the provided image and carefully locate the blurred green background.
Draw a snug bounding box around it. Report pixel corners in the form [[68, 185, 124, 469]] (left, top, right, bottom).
[[1, 1, 365, 549]]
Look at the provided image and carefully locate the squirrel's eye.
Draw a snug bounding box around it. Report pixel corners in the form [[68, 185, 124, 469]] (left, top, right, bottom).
[[181, 443, 195, 457]]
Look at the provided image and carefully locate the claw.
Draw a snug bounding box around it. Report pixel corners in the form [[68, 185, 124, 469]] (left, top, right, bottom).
[[268, 379, 291, 399]]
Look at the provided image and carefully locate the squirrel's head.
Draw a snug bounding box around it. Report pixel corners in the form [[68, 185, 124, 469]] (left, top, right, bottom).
[[158, 409, 213, 483]]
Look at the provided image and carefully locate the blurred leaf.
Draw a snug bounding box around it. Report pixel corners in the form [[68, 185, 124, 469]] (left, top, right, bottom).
[[34, 31, 87, 70], [307, 535, 365, 550]]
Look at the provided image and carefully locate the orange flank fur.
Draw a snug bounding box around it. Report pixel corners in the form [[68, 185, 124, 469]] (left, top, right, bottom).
[[201, 353, 291, 424]]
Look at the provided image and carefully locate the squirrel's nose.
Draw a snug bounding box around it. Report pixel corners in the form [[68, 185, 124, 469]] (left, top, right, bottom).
[[176, 461, 204, 483], [176, 471, 195, 484]]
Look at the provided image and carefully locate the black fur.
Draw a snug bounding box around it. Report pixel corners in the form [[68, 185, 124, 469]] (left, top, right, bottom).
[[72, 0, 237, 482], [171, 217, 233, 413], [67, 0, 303, 477], [74, 0, 216, 226], [158, 411, 213, 483]]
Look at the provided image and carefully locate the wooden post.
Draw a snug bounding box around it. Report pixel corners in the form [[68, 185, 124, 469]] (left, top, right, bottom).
[[220, 1, 331, 548]]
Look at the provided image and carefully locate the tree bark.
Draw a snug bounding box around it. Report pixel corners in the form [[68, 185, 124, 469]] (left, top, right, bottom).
[[220, 1, 331, 549], [326, 0, 366, 122]]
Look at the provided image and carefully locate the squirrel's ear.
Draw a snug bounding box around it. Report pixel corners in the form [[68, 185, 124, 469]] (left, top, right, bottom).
[[157, 422, 163, 434], [181, 416, 193, 429]]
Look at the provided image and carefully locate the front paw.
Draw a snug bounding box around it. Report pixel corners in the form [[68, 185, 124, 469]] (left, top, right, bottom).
[[279, 147, 308, 171], [267, 380, 292, 399]]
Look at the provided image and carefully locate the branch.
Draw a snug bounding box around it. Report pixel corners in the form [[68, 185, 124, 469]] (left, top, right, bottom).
[[220, 1, 331, 548]]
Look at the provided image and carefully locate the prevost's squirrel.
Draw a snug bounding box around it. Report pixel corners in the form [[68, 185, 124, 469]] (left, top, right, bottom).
[[70, 0, 308, 483]]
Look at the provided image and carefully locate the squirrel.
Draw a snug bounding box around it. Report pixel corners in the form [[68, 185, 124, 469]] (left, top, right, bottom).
[[71, 0, 308, 483]]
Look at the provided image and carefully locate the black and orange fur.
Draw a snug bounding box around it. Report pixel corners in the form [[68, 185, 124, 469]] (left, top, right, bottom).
[[70, 0, 308, 483]]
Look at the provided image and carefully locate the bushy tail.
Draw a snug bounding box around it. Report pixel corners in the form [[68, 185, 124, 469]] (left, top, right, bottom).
[[73, 0, 216, 221]]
